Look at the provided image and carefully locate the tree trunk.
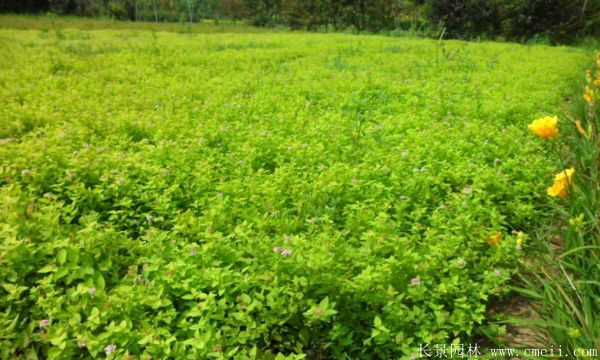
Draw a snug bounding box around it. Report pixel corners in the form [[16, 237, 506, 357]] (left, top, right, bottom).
[[581, 0, 588, 20], [153, 0, 158, 22], [187, 0, 193, 25]]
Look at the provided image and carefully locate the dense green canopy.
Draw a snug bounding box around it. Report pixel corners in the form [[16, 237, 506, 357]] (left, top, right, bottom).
[[1, 1, 599, 44]]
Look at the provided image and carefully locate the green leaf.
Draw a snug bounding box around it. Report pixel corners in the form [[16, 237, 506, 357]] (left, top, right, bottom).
[[95, 273, 105, 291], [38, 264, 57, 273], [299, 328, 310, 345], [57, 249, 67, 265], [374, 316, 382, 327]]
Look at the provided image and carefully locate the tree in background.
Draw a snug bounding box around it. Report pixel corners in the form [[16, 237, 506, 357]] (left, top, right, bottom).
[[424, 0, 501, 39], [217, 0, 246, 22], [0, 0, 598, 44], [499, 0, 598, 44], [241, 0, 282, 26], [424, 0, 599, 44]]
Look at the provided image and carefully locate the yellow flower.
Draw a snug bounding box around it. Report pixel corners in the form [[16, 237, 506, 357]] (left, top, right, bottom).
[[488, 232, 501, 247], [575, 120, 587, 137], [547, 168, 575, 199], [528, 116, 558, 139], [584, 86, 595, 104], [515, 231, 526, 250]]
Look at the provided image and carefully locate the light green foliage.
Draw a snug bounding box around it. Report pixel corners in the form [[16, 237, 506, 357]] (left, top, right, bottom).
[[0, 14, 281, 34], [0, 24, 589, 358]]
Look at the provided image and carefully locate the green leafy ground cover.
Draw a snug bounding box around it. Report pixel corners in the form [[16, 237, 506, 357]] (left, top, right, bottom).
[[0, 24, 590, 358]]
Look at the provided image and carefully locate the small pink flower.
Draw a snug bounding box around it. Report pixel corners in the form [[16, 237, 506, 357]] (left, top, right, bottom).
[[457, 258, 466, 266], [190, 247, 197, 256], [284, 236, 292, 243], [77, 340, 87, 348], [494, 269, 502, 277], [39, 319, 49, 328], [105, 344, 116, 355], [273, 246, 281, 253], [281, 248, 292, 257], [88, 287, 97, 295], [410, 277, 421, 286], [463, 186, 472, 194]]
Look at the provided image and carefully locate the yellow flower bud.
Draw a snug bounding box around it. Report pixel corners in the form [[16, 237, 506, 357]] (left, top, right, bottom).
[[488, 232, 501, 247], [575, 120, 587, 137]]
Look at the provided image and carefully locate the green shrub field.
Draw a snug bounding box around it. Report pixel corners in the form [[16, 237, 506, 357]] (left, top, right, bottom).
[[0, 23, 593, 358]]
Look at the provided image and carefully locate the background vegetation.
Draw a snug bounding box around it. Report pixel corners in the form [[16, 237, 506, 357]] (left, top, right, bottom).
[[1, 0, 599, 44]]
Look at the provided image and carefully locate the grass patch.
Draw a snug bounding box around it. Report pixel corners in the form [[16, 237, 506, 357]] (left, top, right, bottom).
[[0, 14, 281, 34]]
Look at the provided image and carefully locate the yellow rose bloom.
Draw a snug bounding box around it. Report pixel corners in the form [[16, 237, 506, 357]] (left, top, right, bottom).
[[528, 116, 558, 139], [488, 232, 501, 247], [548, 168, 575, 199]]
